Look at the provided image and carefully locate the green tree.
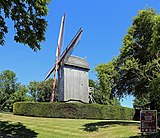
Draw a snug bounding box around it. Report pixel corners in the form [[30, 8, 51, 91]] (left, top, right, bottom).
[[149, 76, 160, 110], [9, 85, 31, 111], [94, 59, 120, 106], [0, 70, 19, 111], [37, 78, 58, 102], [114, 8, 160, 109], [10, 85, 30, 102], [89, 79, 97, 88], [0, 0, 50, 51], [133, 94, 150, 109], [0, 70, 32, 111], [28, 81, 39, 101], [28, 78, 58, 102]]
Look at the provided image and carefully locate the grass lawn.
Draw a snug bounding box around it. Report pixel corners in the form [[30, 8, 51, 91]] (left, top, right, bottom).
[[0, 113, 159, 138]]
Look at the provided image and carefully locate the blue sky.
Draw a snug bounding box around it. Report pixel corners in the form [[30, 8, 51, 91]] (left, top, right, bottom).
[[0, 0, 160, 108]]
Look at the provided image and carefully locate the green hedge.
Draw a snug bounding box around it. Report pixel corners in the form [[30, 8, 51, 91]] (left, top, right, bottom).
[[13, 102, 134, 120]]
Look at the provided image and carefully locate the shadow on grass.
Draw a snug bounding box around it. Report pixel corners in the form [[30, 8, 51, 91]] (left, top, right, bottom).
[[83, 121, 140, 132], [0, 120, 38, 138]]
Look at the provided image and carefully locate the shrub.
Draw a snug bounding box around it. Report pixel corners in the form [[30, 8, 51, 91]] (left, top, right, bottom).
[[13, 102, 134, 120]]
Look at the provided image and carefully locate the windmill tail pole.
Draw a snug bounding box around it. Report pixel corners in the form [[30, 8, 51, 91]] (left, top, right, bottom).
[[51, 55, 59, 103], [51, 65, 57, 103]]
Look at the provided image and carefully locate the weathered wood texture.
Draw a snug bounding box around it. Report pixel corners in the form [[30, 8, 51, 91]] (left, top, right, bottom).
[[58, 56, 90, 103]]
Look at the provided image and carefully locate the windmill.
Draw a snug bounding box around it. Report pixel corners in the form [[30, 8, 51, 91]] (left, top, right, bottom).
[[45, 14, 83, 103]]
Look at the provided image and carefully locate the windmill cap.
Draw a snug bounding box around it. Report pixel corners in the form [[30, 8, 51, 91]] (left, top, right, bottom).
[[64, 55, 90, 70]]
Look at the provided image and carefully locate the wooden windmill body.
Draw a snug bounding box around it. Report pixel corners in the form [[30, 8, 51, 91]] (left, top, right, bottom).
[[45, 14, 89, 103], [58, 55, 90, 103]]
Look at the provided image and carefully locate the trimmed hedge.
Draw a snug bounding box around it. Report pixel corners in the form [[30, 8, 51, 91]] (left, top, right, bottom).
[[13, 102, 134, 120]]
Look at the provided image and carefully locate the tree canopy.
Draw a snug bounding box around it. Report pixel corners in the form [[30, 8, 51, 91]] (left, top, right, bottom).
[[113, 8, 160, 109], [0, 70, 30, 111], [0, 70, 58, 111], [0, 0, 50, 51], [28, 78, 58, 102], [94, 59, 120, 106], [94, 8, 160, 110]]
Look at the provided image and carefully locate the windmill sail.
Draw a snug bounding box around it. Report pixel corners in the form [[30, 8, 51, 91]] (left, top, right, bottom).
[[45, 65, 56, 81], [45, 28, 83, 81], [57, 14, 65, 58], [59, 28, 83, 66], [44, 14, 66, 82]]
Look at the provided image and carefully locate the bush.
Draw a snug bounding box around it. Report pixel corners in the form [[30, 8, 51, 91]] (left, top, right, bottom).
[[13, 102, 134, 120]]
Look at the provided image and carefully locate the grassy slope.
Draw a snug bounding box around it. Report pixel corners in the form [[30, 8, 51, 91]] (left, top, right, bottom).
[[0, 113, 144, 138]]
